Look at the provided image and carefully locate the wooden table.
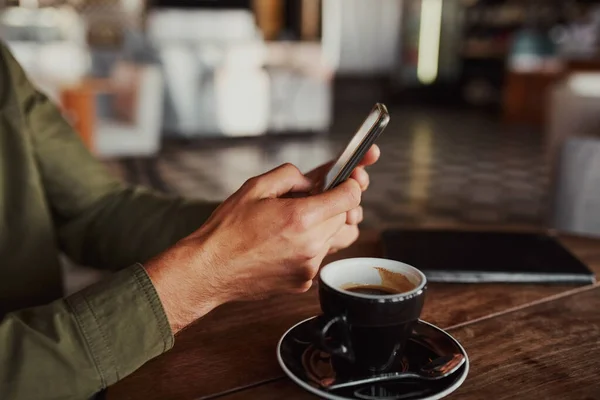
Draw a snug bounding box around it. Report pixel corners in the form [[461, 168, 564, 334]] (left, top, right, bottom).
[[107, 229, 600, 399]]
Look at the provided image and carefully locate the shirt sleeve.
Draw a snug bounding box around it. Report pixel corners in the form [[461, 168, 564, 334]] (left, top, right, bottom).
[[1, 43, 219, 270], [0, 264, 173, 400]]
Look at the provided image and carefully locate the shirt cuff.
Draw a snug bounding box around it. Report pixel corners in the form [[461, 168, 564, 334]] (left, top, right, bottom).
[[66, 263, 174, 388]]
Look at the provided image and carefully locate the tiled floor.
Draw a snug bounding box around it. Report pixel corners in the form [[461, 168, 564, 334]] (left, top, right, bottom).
[[105, 105, 550, 230]]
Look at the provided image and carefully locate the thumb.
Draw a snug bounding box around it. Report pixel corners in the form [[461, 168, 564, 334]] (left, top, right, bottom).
[[256, 163, 313, 198]]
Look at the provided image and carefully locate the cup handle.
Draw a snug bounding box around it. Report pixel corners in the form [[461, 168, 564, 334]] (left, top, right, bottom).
[[315, 315, 355, 363]]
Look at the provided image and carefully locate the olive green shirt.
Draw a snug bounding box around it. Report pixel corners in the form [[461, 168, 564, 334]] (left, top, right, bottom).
[[0, 43, 218, 399]]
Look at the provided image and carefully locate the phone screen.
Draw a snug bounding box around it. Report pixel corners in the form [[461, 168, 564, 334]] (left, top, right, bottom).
[[322, 105, 387, 191]]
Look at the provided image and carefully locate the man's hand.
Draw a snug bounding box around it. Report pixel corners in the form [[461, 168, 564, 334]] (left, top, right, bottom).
[[305, 144, 380, 253], [144, 163, 362, 333]]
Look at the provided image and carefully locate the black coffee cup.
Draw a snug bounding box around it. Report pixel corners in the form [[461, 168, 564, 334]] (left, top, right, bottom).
[[314, 257, 427, 374]]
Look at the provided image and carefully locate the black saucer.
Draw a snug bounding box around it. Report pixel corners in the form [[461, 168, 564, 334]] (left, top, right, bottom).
[[277, 318, 469, 400]]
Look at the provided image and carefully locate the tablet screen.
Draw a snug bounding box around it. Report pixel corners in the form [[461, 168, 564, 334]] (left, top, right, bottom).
[[382, 230, 594, 284]]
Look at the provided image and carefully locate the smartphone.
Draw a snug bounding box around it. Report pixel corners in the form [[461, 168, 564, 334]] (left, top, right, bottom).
[[321, 103, 390, 192]]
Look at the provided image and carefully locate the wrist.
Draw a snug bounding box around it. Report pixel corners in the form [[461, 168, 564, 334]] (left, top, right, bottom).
[[143, 242, 225, 334]]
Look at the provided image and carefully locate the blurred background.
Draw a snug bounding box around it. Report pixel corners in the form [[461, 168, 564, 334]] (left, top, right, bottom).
[[2, 0, 600, 253]]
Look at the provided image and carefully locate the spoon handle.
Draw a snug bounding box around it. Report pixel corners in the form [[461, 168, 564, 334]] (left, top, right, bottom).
[[326, 372, 423, 391], [324, 353, 465, 391]]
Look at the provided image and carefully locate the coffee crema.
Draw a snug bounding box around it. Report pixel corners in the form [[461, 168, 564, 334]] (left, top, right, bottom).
[[375, 267, 416, 294], [341, 268, 417, 296], [344, 284, 400, 295]]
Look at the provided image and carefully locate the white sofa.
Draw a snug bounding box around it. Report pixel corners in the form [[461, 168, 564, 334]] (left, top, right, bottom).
[[547, 73, 600, 238], [147, 9, 270, 137], [265, 42, 333, 133], [552, 137, 600, 238], [546, 73, 600, 170], [147, 9, 333, 138]]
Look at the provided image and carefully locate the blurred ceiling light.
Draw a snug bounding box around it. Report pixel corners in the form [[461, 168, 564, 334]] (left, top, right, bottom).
[[417, 0, 443, 85]]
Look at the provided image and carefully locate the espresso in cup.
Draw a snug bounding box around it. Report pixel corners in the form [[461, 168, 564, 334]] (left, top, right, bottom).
[[342, 267, 417, 295], [314, 258, 427, 374], [345, 285, 400, 295]]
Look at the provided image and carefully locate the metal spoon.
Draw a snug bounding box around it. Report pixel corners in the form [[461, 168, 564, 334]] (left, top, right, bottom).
[[325, 353, 465, 391]]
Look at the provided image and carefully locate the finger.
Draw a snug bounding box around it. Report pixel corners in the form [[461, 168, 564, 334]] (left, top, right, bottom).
[[307, 244, 334, 280], [290, 243, 331, 291], [300, 179, 362, 224], [300, 213, 346, 258], [289, 279, 313, 294], [350, 167, 369, 191], [346, 206, 363, 225], [304, 161, 333, 181], [252, 163, 313, 198], [310, 212, 347, 244], [358, 144, 380, 167], [305, 145, 379, 191], [329, 224, 360, 253]]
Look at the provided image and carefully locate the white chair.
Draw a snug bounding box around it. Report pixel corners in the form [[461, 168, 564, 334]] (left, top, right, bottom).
[[94, 64, 164, 158], [546, 74, 600, 238], [551, 137, 600, 238], [265, 43, 333, 133], [147, 9, 271, 138], [546, 73, 600, 169], [214, 44, 270, 136]]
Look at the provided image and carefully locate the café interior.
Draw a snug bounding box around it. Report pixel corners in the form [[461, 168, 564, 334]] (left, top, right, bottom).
[[2, 0, 600, 399]]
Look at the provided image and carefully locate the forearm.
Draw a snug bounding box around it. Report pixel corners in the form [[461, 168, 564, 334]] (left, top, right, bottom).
[[143, 236, 225, 334], [56, 185, 220, 270], [0, 265, 172, 400]]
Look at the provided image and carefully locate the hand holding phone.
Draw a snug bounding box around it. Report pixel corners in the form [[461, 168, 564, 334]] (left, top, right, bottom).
[[319, 103, 389, 193], [282, 103, 388, 199]]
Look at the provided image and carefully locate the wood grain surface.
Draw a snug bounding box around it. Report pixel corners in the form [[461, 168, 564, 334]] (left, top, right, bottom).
[[106, 230, 600, 400], [448, 285, 600, 399], [218, 285, 600, 400]]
